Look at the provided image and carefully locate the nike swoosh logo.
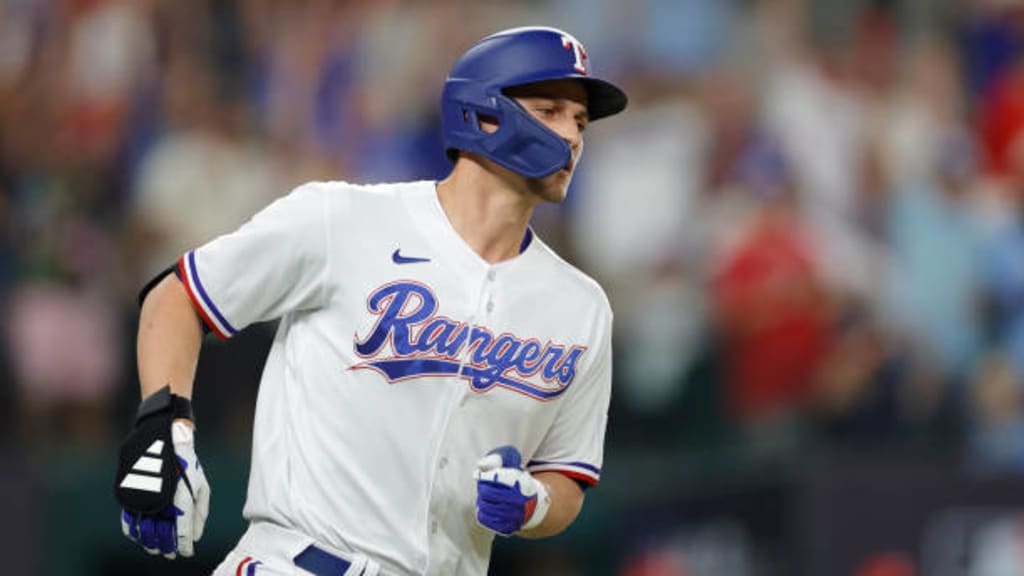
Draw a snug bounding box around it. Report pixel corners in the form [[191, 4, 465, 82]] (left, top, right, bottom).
[[392, 248, 431, 264]]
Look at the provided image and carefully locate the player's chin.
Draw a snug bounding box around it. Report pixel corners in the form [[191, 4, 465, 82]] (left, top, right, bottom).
[[532, 169, 573, 203]]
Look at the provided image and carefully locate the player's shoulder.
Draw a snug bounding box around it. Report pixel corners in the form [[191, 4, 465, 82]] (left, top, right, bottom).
[[289, 179, 431, 201], [283, 179, 432, 220], [530, 236, 613, 316]]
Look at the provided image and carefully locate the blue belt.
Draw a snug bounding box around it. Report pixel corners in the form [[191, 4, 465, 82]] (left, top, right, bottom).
[[294, 544, 354, 575]]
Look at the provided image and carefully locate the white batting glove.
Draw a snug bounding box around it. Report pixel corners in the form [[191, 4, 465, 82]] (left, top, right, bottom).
[[473, 446, 551, 535], [119, 421, 210, 558], [171, 421, 210, 556]]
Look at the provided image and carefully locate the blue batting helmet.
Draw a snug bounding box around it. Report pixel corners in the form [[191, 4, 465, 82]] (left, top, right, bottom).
[[441, 26, 628, 179]]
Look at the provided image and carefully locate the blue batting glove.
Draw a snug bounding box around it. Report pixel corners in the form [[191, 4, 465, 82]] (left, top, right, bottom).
[[473, 445, 551, 536]]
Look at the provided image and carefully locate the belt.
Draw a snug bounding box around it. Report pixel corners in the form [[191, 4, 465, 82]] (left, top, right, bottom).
[[294, 545, 351, 575], [294, 544, 381, 576]]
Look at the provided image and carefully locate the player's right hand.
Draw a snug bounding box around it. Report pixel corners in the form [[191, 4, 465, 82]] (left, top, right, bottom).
[[114, 388, 210, 558], [120, 422, 210, 557]]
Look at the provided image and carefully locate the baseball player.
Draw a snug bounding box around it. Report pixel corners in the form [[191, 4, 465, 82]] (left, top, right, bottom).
[[113, 26, 627, 575]]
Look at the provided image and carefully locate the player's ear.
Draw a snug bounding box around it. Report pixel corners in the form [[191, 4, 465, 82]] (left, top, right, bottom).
[[478, 113, 500, 134]]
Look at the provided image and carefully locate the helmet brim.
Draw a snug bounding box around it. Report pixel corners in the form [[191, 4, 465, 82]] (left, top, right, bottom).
[[499, 76, 628, 122], [579, 77, 628, 121]]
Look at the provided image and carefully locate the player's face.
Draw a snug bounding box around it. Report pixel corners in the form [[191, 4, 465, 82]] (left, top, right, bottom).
[[505, 79, 590, 203]]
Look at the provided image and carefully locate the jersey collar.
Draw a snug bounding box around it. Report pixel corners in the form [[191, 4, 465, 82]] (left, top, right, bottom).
[[408, 181, 541, 275]]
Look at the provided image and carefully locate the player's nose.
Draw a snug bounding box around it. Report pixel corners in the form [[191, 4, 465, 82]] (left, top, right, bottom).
[[556, 118, 582, 152]]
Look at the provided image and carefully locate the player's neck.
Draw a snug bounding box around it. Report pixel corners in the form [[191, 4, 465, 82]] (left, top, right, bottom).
[[436, 159, 537, 264]]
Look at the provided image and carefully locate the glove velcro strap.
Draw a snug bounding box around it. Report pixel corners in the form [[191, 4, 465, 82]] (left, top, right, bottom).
[[114, 410, 178, 514], [136, 385, 194, 425]]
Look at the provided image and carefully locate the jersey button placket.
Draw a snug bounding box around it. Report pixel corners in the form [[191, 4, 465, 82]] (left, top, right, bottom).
[[484, 269, 496, 315]]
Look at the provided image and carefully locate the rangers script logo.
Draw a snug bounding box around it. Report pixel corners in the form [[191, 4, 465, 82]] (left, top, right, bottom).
[[352, 281, 586, 400]]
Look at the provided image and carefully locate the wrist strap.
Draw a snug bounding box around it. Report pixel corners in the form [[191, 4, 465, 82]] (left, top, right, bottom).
[[136, 385, 194, 425], [521, 476, 551, 532]]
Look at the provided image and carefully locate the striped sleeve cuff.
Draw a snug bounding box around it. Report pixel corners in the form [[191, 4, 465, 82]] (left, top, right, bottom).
[[526, 459, 601, 487], [177, 251, 237, 340]]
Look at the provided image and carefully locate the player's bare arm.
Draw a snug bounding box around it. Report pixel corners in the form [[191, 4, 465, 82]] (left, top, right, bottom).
[[137, 274, 203, 405], [113, 271, 210, 559]]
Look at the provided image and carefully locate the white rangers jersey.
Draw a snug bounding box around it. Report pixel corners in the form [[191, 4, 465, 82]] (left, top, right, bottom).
[[177, 180, 613, 575]]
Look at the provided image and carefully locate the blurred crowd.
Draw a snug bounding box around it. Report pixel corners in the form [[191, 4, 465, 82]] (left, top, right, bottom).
[[2, 0, 1024, 574]]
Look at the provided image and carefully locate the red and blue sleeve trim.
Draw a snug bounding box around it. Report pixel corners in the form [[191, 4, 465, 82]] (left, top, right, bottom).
[[236, 556, 262, 576], [178, 251, 237, 340], [526, 459, 601, 487]]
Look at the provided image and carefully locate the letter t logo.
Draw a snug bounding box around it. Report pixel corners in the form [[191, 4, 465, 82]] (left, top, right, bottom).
[[561, 34, 588, 74]]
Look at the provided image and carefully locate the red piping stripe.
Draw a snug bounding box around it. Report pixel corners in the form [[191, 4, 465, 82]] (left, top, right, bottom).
[[236, 556, 251, 576], [178, 256, 229, 340], [550, 469, 599, 486]]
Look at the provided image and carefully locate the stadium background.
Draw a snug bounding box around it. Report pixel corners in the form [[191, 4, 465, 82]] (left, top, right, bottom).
[[2, 0, 1024, 574]]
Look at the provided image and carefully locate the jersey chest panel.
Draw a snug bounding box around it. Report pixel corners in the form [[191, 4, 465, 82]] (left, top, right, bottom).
[[321, 195, 594, 413]]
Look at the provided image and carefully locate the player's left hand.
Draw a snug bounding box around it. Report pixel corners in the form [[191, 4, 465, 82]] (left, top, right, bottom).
[[473, 446, 551, 536]]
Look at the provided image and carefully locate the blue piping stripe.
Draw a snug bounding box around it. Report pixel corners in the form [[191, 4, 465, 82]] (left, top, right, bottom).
[[519, 228, 534, 254], [527, 459, 601, 475], [187, 251, 237, 335]]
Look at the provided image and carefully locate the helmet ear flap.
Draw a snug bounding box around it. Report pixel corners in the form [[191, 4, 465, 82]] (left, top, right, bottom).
[[443, 91, 571, 179], [457, 104, 500, 137], [442, 82, 502, 162]]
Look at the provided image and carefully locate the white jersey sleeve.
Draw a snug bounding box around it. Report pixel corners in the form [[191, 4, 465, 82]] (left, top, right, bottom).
[[177, 182, 332, 339], [526, 305, 613, 487]]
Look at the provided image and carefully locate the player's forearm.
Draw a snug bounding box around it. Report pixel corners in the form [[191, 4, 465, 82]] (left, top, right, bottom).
[[137, 274, 204, 402], [518, 472, 584, 539]]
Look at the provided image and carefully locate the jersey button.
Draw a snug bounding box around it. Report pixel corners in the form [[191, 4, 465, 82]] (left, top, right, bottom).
[[431, 520, 439, 534], [439, 456, 449, 469], [487, 270, 496, 282]]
